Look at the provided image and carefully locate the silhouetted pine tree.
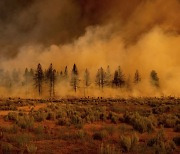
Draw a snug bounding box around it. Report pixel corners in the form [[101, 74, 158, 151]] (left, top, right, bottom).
[[105, 65, 112, 87], [150, 70, 160, 87], [117, 66, 125, 87], [83, 68, 90, 97], [113, 66, 125, 88], [46, 63, 56, 97], [84, 68, 90, 87], [95, 69, 101, 88], [64, 66, 68, 80], [112, 70, 119, 87], [34, 63, 44, 96], [95, 67, 105, 89], [134, 70, 141, 84], [71, 64, 79, 92]]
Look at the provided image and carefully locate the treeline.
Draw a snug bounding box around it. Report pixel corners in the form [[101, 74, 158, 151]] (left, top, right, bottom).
[[0, 63, 160, 97], [32, 63, 160, 97]]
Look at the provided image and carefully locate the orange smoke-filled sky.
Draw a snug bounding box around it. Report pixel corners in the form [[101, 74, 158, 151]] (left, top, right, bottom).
[[0, 0, 180, 57], [0, 0, 179, 97]]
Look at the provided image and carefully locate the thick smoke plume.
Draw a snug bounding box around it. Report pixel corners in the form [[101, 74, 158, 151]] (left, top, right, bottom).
[[0, 0, 180, 97]]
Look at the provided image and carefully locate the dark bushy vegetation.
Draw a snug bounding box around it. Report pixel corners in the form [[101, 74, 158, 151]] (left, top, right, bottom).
[[0, 97, 179, 153], [93, 130, 108, 141], [123, 112, 157, 133], [173, 136, 180, 146], [147, 129, 176, 154], [119, 133, 139, 152], [158, 114, 179, 129]]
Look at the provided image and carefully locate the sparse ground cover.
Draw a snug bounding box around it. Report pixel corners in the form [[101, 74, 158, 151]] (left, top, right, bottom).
[[0, 97, 179, 154]]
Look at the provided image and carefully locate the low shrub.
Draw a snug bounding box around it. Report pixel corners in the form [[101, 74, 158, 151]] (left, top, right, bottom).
[[16, 134, 32, 148], [108, 112, 119, 124], [165, 141, 176, 154], [152, 106, 172, 114], [0, 105, 17, 111], [100, 113, 107, 121], [174, 124, 180, 132], [16, 116, 34, 129], [173, 136, 180, 146], [165, 119, 177, 128], [1, 142, 13, 154], [76, 130, 87, 139], [47, 104, 59, 111], [111, 105, 125, 114], [119, 133, 139, 152], [7, 133, 33, 148], [123, 112, 156, 133], [56, 110, 67, 119], [93, 130, 108, 141], [4, 112, 18, 121], [32, 111, 48, 122], [147, 129, 176, 153], [158, 114, 179, 128], [33, 125, 44, 135], [147, 129, 166, 146], [104, 126, 117, 136], [118, 124, 130, 134], [59, 131, 86, 141], [46, 112, 56, 120], [74, 123, 84, 129], [120, 136, 131, 152], [0, 125, 18, 134], [9, 125, 19, 134], [57, 118, 70, 126], [71, 115, 83, 125], [26, 144, 37, 154], [100, 143, 117, 154]]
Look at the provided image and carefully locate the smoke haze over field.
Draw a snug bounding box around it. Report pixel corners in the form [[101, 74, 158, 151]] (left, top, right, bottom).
[[0, 0, 180, 97]]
